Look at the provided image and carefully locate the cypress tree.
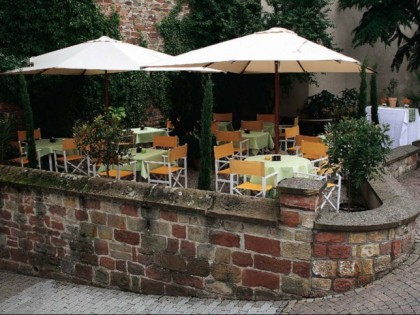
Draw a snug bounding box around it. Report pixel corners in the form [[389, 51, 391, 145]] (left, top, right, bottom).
[[18, 74, 38, 168], [370, 64, 379, 124], [357, 60, 368, 118], [198, 75, 213, 190]]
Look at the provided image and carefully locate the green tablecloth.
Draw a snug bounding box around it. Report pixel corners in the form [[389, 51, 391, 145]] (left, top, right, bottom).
[[98, 148, 167, 179], [217, 121, 234, 131], [34, 139, 64, 157], [242, 131, 274, 155], [130, 127, 168, 144], [245, 154, 313, 185]]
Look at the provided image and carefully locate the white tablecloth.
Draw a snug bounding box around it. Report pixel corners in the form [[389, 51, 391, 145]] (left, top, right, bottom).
[[366, 106, 420, 149]]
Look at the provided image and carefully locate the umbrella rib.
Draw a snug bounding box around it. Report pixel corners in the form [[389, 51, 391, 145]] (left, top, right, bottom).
[[81, 69, 87, 75], [240, 61, 251, 74], [296, 61, 307, 72]]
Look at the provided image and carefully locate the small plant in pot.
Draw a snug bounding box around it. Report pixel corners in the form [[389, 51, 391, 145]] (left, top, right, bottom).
[[384, 78, 398, 107], [323, 118, 392, 211]]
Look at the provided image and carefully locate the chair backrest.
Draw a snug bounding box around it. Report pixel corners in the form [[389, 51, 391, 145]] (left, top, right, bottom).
[[213, 113, 232, 122], [293, 116, 299, 126], [10, 141, 24, 154], [211, 122, 219, 135], [17, 130, 26, 142], [216, 130, 243, 143], [214, 142, 234, 160], [301, 140, 328, 160], [17, 128, 42, 141], [295, 134, 322, 146], [256, 114, 275, 123], [230, 159, 265, 177], [241, 120, 264, 131], [168, 144, 188, 163], [62, 138, 77, 151], [153, 135, 179, 149], [284, 125, 300, 139], [166, 119, 174, 130]]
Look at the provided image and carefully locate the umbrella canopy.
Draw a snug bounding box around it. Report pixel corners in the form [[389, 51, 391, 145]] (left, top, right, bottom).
[[145, 27, 373, 152], [3, 36, 220, 112]]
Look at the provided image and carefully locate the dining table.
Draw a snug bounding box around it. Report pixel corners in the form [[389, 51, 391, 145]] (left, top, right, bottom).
[[216, 121, 234, 131], [98, 148, 168, 179], [130, 127, 168, 145], [245, 154, 313, 185], [366, 106, 420, 149], [32, 138, 64, 171], [241, 131, 274, 155]]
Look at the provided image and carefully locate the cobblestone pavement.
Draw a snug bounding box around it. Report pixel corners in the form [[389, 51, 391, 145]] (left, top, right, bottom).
[[0, 170, 419, 314]]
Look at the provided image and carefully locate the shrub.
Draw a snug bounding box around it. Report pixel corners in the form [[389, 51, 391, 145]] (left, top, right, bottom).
[[323, 118, 392, 208]]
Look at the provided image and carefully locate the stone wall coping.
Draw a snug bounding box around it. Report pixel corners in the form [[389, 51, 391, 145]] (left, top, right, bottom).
[[0, 165, 278, 226], [278, 178, 325, 196], [315, 145, 420, 232], [385, 144, 420, 166]]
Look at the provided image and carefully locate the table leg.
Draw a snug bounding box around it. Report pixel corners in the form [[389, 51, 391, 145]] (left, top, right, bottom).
[[49, 154, 53, 171]]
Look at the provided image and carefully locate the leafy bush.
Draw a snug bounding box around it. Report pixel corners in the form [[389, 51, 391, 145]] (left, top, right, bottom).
[[323, 118, 392, 208], [0, 114, 15, 163], [300, 88, 358, 121]]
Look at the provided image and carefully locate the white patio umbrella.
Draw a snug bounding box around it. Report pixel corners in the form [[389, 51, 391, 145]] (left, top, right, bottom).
[[2, 36, 219, 112], [144, 27, 373, 152]]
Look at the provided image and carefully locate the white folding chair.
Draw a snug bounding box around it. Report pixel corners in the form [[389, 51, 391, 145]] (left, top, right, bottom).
[[145, 144, 188, 188], [213, 142, 238, 192], [216, 131, 249, 159], [229, 159, 279, 198], [54, 138, 88, 175]]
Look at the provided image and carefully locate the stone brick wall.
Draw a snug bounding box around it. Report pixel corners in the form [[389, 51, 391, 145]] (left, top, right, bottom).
[[0, 146, 418, 299], [95, 0, 187, 50]]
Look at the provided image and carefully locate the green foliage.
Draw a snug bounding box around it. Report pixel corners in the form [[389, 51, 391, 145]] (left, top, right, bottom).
[[198, 75, 214, 190], [370, 65, 379, 124], [338, 0, 420, 72], [18, 75, 38, 168], [0, 114, 15, 163], [73, 107, 131, 177], [384, 78, 399, 97], [406, 71, 420, 108], [300, 88, 359, 121], [357, 60, 368, 118], [323, 118, 392, 207]]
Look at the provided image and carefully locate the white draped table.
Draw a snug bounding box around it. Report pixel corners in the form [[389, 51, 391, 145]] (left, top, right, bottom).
[[366, 106, 420, 149]]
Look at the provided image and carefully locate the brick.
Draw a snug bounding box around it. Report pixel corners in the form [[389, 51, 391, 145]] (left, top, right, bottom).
[[0, 210, 12, 220], [367, 230, 388, 242], [146, 266, 171, 282], [141, 278, 164, 295], [83, 199, 100, 210], [282, 241, 311, 260], [166, 238, 179, 254], [114, 229, 139, 245], [315, 232, 347, 243], [313, 244, 327, 258], [359, 244, 380, 257], [211, 264, 241, 283], [312, 277, 331, 291], [121, 203, 138, 217], [280, 193, 320, 211], [279, 210, 300, 227], [333, 278, 355, 293], [10, 248, 28, 263], [363, 259, 374, 275], [210, 231, 240, 248], [245, 235, 280, 256], [186, 259, 210, 277], [50, 237, 66, 247], [338, 260, 361, 277], [157, 253, 186, 272], [160, 210, 177, 222], [380, 242, 392, 255], [100, 257, 115, 270], [180, 240, 196, 257], [187, 226, 208, 243], [172, 225, 186, 239], [94, 239, 109, 255], [127, 261, 144, 276], [215, 248, 231, 264], [75, 263, 93, 281], [254, 255, 291, 274], [108, 215, 126, 229], [90, 211, 107, 225], [116, 260, 126, 272], [173, 272, 204, 289], [75, 210, 88, 221], [232, 252, 253, 267], [328, 245, 352, 259], [242, 269, 280, 290], [392, 239, 402, 257], [349, 232, 366, 243], [312, 260, 337, 277], [49, 205, 66, 216], [137, 253, 154, 266], [97, 226, 113, 240], [110, 272, 130, 290], [51, 221, 64, 230], [293, 261, 311, 278], [282, 276, 310, 296]]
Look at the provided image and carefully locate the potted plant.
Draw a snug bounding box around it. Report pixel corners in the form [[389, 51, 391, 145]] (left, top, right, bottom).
[[385, 78, 398, 107], [323, 118, 392, 210]]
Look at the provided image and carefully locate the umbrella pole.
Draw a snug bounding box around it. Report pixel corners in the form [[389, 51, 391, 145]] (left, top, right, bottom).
[[105, 70, 109, 113], [274, 61, 280, 153]]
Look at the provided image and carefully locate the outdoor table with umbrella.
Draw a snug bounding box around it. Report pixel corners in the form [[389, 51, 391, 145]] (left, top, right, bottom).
[[144, 27, 373, 153]]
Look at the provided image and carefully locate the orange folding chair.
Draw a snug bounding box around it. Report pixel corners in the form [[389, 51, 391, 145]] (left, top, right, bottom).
[[213, 142, 237, 192], [216, 130, 249, 159], [241, 120, 264, 131]]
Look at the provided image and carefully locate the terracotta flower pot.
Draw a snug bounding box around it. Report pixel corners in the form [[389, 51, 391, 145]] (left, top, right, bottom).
[[388, 97, 398, 108]]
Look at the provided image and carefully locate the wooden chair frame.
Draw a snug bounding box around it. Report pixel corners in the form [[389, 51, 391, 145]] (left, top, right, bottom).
[[229, 159, 278, 198], [216, 131, 249, 159], [17, 128, 42, 142], [145, 144, 188, 188], [300, 140, 328, 161], [213, 142, 238, 192], [213, 113, 232, 122], [8, 141, 41, 169], [54, 138, 88, 175], [152, 135, 179, 150], [98, 160, 137, 182], [288, 135, 323, 155], [241, 120, 264, 131], [279, 125, 300, 151], [256, 114, 275, 123]]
